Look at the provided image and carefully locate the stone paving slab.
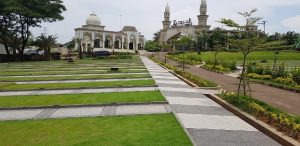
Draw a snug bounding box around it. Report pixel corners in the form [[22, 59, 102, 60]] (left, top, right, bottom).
[[115, 104, 168, 115], [167, 97, 221, 107], [0, 87, 158, 96], [15, 78, 151, 84], [0, 109, 43, 121], [0, 104, 170, 121], [177, 113, 258, 131], [187, 129, 280, 146], [50, 107, 104, 118], [171, 105, 234, 116]]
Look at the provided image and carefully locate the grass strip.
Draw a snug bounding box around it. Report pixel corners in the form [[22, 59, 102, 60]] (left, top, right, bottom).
[[0, 114, 192, 146], [0, 91, 165, 108], [0, 69, 148, 76], [0, 74, 151, 82], [0, 79, 156, 91]]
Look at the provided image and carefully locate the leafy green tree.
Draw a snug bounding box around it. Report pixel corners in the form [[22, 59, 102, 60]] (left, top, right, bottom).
[[3, 0, 66, 61], [219, 8, 265, 96], [282, 31, 299, 45], [35, 34, 57, 61], [145, 40, 161, 52], [66, 38, 75, 51], [153, 31, 161, 43]]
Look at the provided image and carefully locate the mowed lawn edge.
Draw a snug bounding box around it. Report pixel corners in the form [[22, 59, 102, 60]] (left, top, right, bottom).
[[0, 74, 151, 82], [0, 80, 156, 91], [0, 114, 192, 146], [0, 91, 165, 108]]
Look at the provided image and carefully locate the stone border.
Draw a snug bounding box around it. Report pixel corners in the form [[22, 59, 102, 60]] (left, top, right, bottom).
[[205, 94, 299, 146], [0, 85, 158, 92], [0, 101, 169, 111]]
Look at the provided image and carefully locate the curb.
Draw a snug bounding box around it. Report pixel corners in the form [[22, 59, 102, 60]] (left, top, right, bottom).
[[205, 94, 299, 146], [0, 85, 158, 92], [0, 101, 169, 111]]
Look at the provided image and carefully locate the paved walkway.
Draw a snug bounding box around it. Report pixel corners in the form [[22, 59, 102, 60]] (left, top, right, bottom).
[[14, 78, 151, 84], [0, 104, 171, 121], [0, 86, 158, 96], [0, 72, 149, 78], [141, 56, 280, 146], [158, 54, 300, 116]]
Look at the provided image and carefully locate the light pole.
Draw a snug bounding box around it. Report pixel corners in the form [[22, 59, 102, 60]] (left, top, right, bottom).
[[258, 20, 267, 34]]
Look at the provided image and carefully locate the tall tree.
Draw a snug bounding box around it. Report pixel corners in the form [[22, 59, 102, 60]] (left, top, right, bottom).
[[8, 0, 66, 61]]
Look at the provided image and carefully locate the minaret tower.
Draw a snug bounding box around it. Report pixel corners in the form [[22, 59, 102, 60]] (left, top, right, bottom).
[[162, 4, 171, 29], [198, 0, 209, 26]]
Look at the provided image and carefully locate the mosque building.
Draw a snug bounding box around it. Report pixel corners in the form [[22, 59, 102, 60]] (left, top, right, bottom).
[[74, 13, 145, 53]]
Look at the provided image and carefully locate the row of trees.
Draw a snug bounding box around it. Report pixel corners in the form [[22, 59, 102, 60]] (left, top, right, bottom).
[[0, 0, 66, 61]]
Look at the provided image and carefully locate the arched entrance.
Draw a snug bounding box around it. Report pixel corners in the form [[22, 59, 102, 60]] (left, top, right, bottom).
[[129, 42, 134, 50]]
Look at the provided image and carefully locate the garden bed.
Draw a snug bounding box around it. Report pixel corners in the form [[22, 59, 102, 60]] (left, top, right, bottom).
[[219, 91, 300, 142]]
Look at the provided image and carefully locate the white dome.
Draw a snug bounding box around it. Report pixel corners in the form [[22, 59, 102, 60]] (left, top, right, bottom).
[[86, 13, 101, 26]]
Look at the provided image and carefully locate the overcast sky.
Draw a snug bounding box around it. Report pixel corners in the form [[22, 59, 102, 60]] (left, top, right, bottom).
[[31, 0, 300, 43]]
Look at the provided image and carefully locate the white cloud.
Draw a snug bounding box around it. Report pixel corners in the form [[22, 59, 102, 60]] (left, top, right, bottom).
[[282, 15, 300, 32]]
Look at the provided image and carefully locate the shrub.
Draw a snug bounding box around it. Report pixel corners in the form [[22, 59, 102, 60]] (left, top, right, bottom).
[[247, 62, 256, 74], [255, 65, 265, 75], [221, 61, 237, 70], [275, 77, 296, 86], [247, 73, 272, 80], [262, 65, 272, 75], [220, 91, 300, 140], [272, 63, 288, 78], [291, 68, 300, 84]]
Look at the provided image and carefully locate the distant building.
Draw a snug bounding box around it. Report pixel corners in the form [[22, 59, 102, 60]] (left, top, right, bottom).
[[74, 13, 145, 53], [159, 0, 260, 45], [159, 0, 211, 44]]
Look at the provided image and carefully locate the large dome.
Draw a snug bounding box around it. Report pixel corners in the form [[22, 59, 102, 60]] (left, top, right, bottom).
[[86, 13, 101, 26]]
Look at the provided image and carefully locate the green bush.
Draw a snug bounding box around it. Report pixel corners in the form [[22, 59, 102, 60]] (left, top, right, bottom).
[[291, 68, 300, 84], [220, 91, 300, 139], [272, 63, 288, 78], [275, 77, 296, 86], [247, 73, 272, 80]]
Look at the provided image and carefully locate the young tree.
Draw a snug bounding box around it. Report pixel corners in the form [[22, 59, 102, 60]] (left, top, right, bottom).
[[219, 8, 265, 96], [177, 36, 193, 71]]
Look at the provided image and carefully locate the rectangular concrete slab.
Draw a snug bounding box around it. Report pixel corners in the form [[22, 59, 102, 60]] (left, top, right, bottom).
[[171, 105, 234, 116], [115, 104, 168, 115], [159, 87, 199, 92], [0, 109, 43, 121], [167, 97, 221, 107], [187, 129, 281, 146], [50, 107, 103, 118], [177, 113, 258, 131]]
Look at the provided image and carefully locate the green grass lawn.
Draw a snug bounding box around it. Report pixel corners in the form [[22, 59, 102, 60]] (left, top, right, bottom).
[[0, 79, 156, 91], [0, 74, 151, 82], [173, 51, 300, 67], [0, 91, 165, 108], [0, 114, 192, 146], [0, 69, 148, 76]]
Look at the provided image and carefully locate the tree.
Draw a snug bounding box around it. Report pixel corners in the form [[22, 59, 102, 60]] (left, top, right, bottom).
[[177, 36, 193, 71], [66, 37, 75, 52], [3, 0, 66, 61], [75, 38, 83, 60], [35, 34, 57, 61], [282, 31, 299, 46], [295, 35, 300, 49], [196, 32, 209, 53], [145, 40, 161, 52], [219, 8, 265, 96], [153, 31, 161, 43]]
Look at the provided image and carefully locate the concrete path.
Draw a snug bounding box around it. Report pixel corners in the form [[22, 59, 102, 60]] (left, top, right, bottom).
[[140, 57, 280, 146], [0, 104, 171, 121], [4, 67, 147, 72], [0, 72, 149, 78], [14, 78, 152, 84], [0, 86, 158, 96], [157, 54, 300, 116]]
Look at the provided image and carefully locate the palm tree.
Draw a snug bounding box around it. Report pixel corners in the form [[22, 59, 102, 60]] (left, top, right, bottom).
[[35, 34, 57, 61]]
